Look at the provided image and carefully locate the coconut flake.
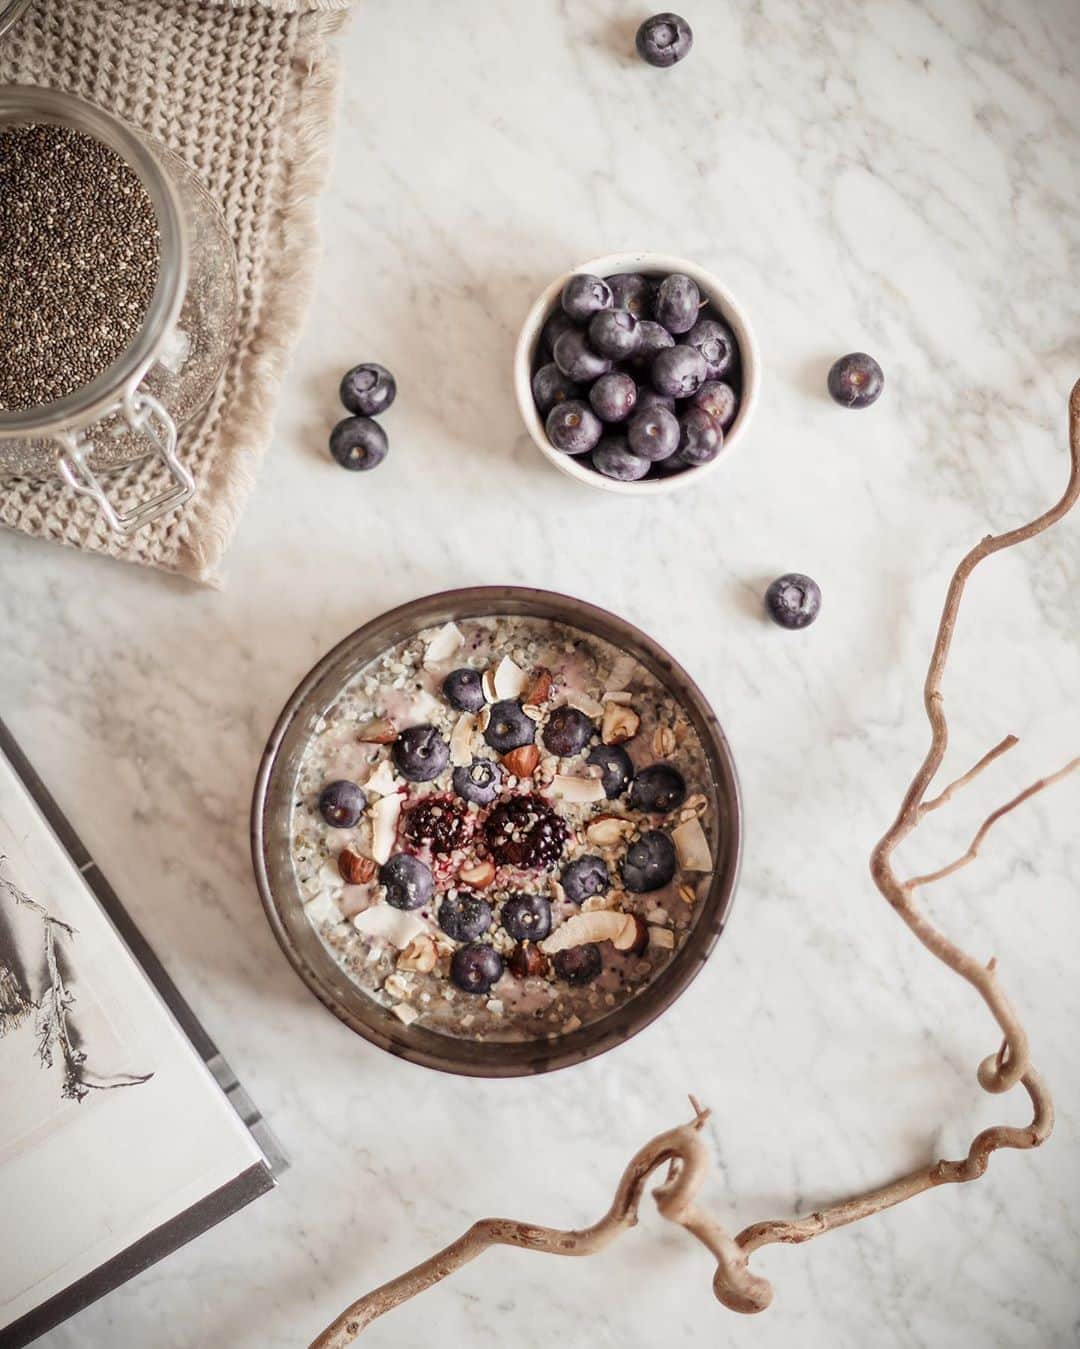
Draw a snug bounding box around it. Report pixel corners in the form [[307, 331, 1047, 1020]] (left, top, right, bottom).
[[540, 909, 637, 954], [563, 689, 605, 719], [546, 774, 607, 805], [353, 903, 425, 949], [303, 889, 342, 926], [649, 926, 675, 950], [605, 654, 638, 691], [423, 622, 464, 666], [365, 760, 400, 797], [672, 817, 712, 872], [450, 713, 476, 767], [370, 793, 402, 864], [391, 1002, 420, 1025], [492, 656, 529, 700]]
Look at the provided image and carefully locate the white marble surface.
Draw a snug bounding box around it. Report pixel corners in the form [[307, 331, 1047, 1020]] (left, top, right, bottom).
[[5, 1, 1080, 1345]]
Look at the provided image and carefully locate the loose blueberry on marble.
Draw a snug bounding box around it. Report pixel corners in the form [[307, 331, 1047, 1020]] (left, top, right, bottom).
[[635, 386, 676, 415], [328, 416, 388, 471], [443, 667, 486, 712], [654, 273, 700, 334], [635, 12, 693, 67], [651, 344, 708, 398], [379, 853, 434, 910], [450, 942, 504, 995], [542, 705, 595, 756], [591, 436, 651, 482], [553, 329, 612, 383], [676, 406, 724, 466], [553, 943, 602, 985], [589, 371, 638, 423], [629, 763, 687, 814], [546, 399, 604, 455], [500, 893, 553, 942], [318, 779, 367, 829], [627, 404, 680, 461], [634, 320, 676, 366], [484, 700, 536, 753], [452, 758, 503, 806], [692, 380, 738, 430], [586, 744, 634, 798], [561, 273, 613, 324], [588, 309, 641, 361], [685, 317, 736, 380], [622, 829, 677, 892], [392, 725, 450, 782], [765, 573, 822, 629], [438, 890, 494, 942], [561, 854, 610, 904], [540, 309, 576, 358], [607, 272, 654, 318], [827, 352, 884, 408], [339, 362, 396, 417], [532, 362, 581, 416]]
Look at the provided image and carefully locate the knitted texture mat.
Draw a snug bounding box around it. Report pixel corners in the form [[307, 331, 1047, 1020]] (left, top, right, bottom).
[[0, 0, 348, 583]]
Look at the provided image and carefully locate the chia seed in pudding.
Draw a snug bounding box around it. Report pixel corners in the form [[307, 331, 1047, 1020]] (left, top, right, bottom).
[[0, 123, 161, 412], [290, 615, 719, 1042]]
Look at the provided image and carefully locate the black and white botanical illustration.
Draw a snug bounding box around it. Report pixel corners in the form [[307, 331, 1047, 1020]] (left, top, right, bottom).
[[0, 858, 152, 1103]]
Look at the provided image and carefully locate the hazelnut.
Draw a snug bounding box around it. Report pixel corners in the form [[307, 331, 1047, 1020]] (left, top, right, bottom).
[[396, 935, 438, 974], [338, 848, 376, 885], [620, 914, 649, 956], [508, 941, 550, 979], [501, 744, 540, 778], [357, 716, 398, 744], [585, 815, 635, 848], [602, 702, 641, 746], [458, 858, 496, 889]]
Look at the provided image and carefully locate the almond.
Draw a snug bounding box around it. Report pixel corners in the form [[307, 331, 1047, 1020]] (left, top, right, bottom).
[[458, 858, 496, 889], [501, 744, 540, 778], [338, 848, 376, 885], [396, 934, 438, 974], [525, 668, 553, 705], [357, 716, 398, 744], [601, 702, 641, 746], [585, 815, 636, 848], [508, 941, 550, 979]]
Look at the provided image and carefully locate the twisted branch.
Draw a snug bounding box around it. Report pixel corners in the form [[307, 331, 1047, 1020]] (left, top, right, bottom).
[[311, 380, 1080, 1345]]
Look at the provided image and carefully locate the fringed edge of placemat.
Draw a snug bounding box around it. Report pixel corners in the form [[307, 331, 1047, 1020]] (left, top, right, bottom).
[[177, 8, 348, 584]]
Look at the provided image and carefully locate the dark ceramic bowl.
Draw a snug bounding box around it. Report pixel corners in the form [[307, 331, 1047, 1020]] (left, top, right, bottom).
[[251, 587, 742, 1076]]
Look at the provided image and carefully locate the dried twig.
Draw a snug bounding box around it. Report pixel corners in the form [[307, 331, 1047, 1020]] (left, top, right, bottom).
[[312, 381, 1080, 1345]]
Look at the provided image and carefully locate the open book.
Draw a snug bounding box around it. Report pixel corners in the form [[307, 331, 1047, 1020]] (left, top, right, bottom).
[[0, 720, 282, 1347]]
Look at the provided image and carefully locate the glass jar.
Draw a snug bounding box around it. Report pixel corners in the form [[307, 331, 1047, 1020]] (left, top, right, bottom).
[[0, 85, 237, 533]]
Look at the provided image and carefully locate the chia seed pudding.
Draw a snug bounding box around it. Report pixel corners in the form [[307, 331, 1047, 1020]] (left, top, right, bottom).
[[290, 616, 718, 1042]]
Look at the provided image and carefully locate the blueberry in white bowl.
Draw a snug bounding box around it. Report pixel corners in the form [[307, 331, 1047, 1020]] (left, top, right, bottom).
[[515, 252, 759, 494]]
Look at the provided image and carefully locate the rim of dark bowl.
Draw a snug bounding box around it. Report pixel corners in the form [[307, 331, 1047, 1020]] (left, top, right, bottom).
[[251, 585, 742, 1077]]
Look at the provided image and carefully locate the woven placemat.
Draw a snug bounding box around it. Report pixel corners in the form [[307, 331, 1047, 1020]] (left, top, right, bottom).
[[0, 0, 348, 584]]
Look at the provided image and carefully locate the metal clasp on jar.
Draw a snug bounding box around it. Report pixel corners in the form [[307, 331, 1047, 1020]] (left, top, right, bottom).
[[54, 391, 195, 534]]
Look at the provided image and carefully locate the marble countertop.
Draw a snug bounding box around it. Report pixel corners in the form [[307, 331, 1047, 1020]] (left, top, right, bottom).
[[6, 2, 1080, 1345]]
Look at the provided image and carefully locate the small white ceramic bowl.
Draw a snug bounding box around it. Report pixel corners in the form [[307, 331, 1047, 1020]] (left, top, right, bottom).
[[514, 251, 760, 495]]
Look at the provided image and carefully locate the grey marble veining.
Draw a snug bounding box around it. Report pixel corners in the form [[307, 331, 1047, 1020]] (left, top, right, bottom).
[[4, 1, 1080, 1345]]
